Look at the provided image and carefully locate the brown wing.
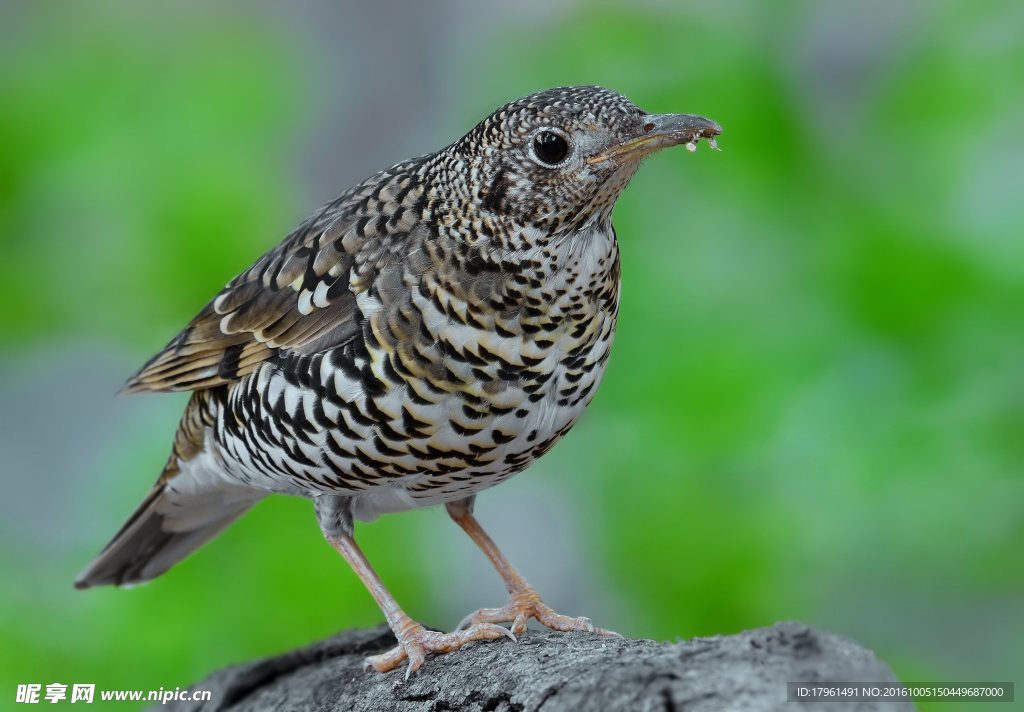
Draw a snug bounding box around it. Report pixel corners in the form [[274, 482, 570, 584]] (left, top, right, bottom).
[[122, 158, 430, 394], [123, 208, 362, 393]]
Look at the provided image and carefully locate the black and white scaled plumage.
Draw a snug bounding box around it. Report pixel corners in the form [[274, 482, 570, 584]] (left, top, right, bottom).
[[76, 85, 721, 675]]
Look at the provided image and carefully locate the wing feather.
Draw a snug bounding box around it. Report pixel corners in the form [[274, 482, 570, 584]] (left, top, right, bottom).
[[123, 163, 424, 394]]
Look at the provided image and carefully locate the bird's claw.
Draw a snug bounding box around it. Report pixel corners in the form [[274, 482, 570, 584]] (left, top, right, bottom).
[[458, 589, 619, 638], [366, 622, 515, 677]]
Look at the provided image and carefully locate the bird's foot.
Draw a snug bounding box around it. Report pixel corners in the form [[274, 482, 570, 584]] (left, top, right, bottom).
[[367, 620, 515, 678], [458, 587, 621, 638]]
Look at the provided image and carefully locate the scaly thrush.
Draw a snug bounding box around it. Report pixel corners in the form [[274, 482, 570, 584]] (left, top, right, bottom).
[[76, 86, 720, 676]]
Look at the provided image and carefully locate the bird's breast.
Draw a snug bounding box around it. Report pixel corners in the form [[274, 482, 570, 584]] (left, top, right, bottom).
[[212, 226, 621, 515]]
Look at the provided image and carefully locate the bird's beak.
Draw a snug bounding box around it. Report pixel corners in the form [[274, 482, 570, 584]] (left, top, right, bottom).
[[587, 113, 722, 165]]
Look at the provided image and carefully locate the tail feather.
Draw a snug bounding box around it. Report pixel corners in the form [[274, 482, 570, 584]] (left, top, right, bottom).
[[77, 388, 264, 589], [75, 476, 262, 589]]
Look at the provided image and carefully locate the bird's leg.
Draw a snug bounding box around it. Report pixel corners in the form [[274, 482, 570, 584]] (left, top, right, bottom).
[[446, 496, 619, 637], [315, 495, 513, 677]]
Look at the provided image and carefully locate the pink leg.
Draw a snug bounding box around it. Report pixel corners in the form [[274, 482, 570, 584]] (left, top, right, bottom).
[[318, 497, 513, 677], [446, 498, 620, 637]]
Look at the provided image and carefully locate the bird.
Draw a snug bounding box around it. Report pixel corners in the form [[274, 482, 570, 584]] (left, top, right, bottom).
[[75, 85, 720, 676]]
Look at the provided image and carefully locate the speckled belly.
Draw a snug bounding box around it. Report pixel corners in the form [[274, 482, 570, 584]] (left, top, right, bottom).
[[205, 227, 621, 519], [204, 299, 614, 521]]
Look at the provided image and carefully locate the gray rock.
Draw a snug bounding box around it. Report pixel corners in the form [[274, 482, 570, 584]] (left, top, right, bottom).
[[165, 621, 912, 711]]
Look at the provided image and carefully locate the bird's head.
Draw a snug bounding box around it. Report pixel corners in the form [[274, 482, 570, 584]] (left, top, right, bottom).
[[439, 85, 720, 245]]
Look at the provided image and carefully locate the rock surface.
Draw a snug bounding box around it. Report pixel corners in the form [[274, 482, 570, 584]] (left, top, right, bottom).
[[165, 622, 912, 711]]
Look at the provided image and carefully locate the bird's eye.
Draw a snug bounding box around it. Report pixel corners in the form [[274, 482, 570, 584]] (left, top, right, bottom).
[[531, 130, 570, 166]]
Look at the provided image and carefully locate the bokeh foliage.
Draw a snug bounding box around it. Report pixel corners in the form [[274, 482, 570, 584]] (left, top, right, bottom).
[[1, 2, 1021, 710]]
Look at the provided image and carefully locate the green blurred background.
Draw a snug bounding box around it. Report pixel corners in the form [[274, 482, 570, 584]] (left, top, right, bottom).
[[1, 1, 1021, 709]]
